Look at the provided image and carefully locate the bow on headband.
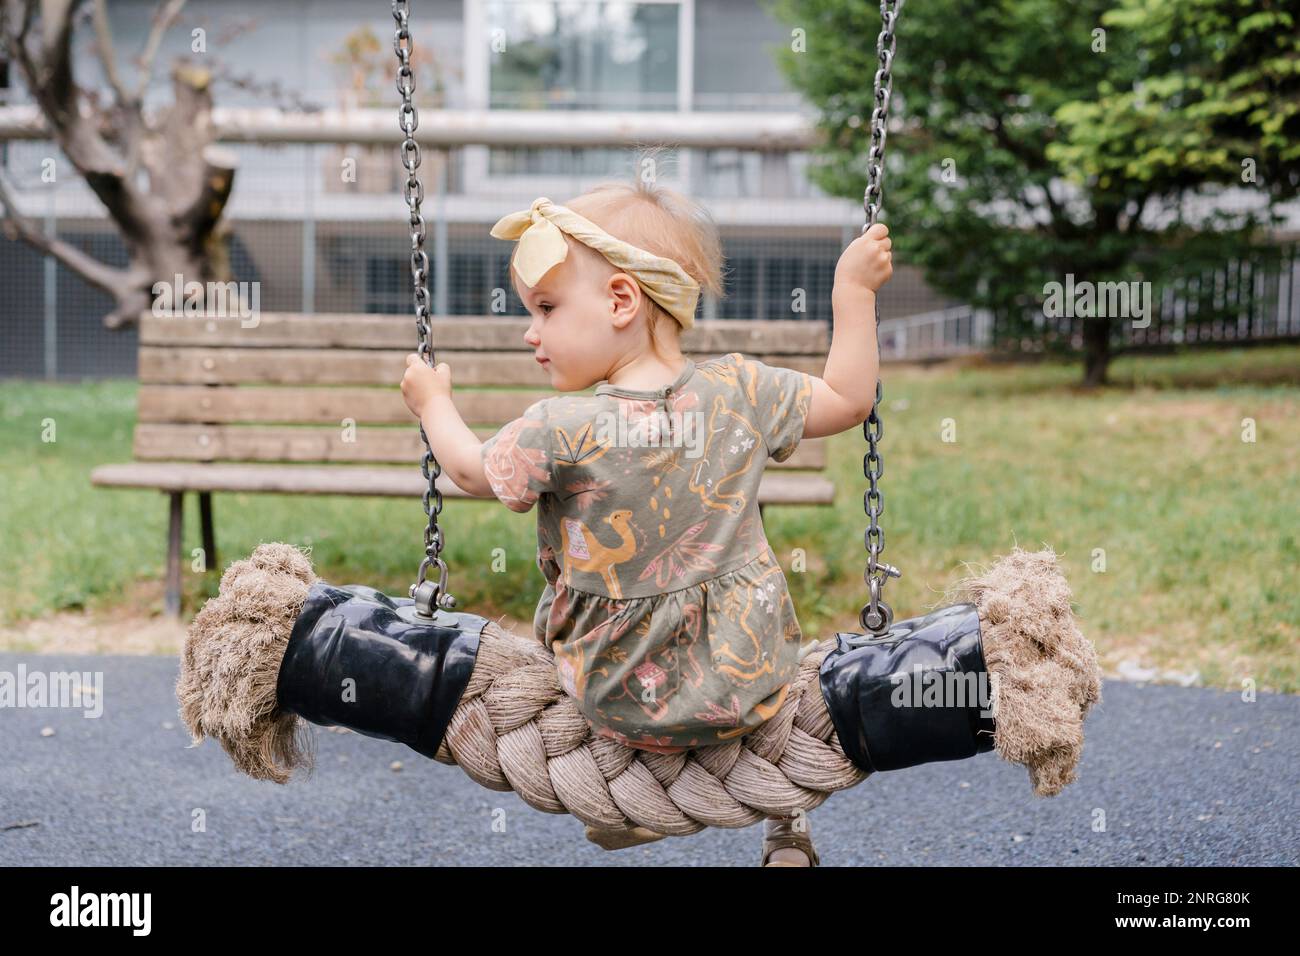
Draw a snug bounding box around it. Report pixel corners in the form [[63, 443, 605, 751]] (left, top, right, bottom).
[[489, 197, 701, 331]]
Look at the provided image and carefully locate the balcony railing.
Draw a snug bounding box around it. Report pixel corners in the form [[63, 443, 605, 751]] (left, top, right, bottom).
[[878, 306, 995, 361]]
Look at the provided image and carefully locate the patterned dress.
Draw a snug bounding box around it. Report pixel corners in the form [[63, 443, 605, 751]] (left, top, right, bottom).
[[480, 352, 815, 753]]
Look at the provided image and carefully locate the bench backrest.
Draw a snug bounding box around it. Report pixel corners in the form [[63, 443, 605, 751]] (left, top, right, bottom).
[[134, 314, 830, 473]]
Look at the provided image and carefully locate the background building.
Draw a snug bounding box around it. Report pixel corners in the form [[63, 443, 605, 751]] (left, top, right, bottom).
[[0, 0, 956, 379]]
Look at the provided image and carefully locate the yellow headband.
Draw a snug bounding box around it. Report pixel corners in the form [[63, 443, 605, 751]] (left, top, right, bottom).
[[490, 196, 700, 331]]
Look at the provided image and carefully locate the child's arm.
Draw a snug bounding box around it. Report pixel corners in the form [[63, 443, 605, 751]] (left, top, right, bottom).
[[802, 222, 893, 439], [400, 356, 495, 498]]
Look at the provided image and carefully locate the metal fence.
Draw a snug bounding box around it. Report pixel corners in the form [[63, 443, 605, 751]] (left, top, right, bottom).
[[872, 243, 1300, 361], [993, 245, 1300, 355], [877, 305, 994, 360], [1131, 247, 1300, 347]]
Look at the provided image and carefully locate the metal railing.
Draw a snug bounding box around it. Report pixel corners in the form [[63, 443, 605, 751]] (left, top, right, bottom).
[[878, 305, 994, 360]]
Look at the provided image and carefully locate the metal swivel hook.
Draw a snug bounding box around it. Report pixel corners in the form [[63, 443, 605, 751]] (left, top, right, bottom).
[[410, 556, 457, 619], [854, 564, 901, 640]]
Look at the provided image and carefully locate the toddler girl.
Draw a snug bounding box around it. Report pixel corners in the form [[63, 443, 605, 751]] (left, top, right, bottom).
[[401, 181, 891, 863]]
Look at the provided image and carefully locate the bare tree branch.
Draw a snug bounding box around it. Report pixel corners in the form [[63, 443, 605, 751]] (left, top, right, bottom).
[[209, 61, 323, 113], [101, 285, 155, 329], [133, 0, 184, 101], [90, 0, 155, 180], [0, 2, 15, 48], [4, 2, 43, 98], [91, 0, 131, 106], [38, 0, 79, 125], [8, 1, 165, 242], [0, 168, 132, 292], [211, 14, 257, 48]]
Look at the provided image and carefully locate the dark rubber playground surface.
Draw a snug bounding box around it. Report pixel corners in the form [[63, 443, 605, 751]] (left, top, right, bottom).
[[1, 653, 1295, 866]]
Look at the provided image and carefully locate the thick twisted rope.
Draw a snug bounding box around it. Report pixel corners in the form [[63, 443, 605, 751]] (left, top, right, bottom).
[[441, 621, 864, 833]]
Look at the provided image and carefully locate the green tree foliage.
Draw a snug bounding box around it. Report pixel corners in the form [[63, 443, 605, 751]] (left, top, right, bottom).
[[766, 0, 1296, 385], [1051, 0, 1298, 202]]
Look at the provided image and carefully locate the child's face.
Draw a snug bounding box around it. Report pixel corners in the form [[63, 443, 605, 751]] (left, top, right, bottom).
[[516, 243, 640, 392]]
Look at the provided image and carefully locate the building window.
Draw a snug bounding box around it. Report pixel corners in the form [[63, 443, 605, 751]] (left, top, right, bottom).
[[365, 257, 408, 314], [487, 1, 680, 110], [486, 1, 681, 176], [718, 241, 838, 322]]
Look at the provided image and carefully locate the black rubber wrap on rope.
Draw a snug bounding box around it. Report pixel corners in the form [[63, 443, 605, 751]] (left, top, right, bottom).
[[818, 603, 996, 773], [276, 582, 483, 759]]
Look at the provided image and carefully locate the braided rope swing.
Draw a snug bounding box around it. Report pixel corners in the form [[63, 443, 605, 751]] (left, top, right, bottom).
[[179, 541, 1100, 836], [177, 0, 1102, 841]]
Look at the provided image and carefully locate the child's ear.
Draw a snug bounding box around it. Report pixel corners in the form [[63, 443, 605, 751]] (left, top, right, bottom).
[[606, 273, 643, 328]]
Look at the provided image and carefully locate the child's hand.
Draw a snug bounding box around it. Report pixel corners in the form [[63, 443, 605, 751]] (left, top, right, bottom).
[[834, 222, 893, 292], [401, 354, 451, 418]]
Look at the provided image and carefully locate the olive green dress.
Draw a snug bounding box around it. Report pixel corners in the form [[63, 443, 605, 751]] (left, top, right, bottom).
[[480, 351, 815, 753]]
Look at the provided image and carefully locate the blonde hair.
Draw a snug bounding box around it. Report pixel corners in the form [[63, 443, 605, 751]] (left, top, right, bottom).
[[511, 168, 725, 360]]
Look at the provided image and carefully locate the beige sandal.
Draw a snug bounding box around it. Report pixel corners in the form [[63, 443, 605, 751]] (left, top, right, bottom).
[[760, 815, 820, 867]]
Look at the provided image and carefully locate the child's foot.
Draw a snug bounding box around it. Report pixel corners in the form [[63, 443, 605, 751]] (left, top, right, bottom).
[[760, 815, 820, 867], [764, 845, 815, 866]]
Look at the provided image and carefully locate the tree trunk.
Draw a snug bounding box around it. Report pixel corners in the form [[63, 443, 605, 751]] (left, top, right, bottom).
[[1081, 317, 1111, 388]]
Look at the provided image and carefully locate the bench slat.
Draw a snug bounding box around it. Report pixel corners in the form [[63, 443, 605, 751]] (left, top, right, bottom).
[[139, 314, 831, 354], [140, 382, 848, 434], [91, 461, 835, 504], [130, 423, 828, 469], [138, 385, 558, 426], [139, 347, 826, 386]]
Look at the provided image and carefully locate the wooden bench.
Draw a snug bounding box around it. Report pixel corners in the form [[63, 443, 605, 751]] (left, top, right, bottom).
[[91, 313, 835, 616]]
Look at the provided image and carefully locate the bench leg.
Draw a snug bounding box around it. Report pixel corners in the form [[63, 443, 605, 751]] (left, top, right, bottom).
[[199, 491, 217, 574], [166, 492, 183, 618]]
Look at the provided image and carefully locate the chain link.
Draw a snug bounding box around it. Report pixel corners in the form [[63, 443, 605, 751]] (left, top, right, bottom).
[[393, 0, 454, 613], [858, 0, 904, 635]]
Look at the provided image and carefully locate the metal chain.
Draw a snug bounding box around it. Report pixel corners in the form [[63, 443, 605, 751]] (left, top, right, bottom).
[[393, 0, 455, 614], [387, 0, 899, 623], [858, 0, 904, 636]]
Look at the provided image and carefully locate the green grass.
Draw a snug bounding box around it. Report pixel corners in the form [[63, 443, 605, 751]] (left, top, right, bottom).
[[2, 343, 1297, 691]]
